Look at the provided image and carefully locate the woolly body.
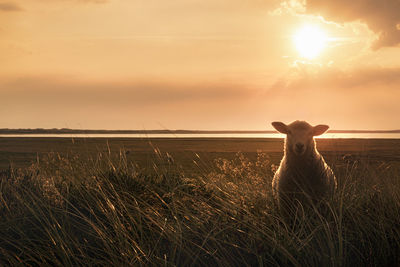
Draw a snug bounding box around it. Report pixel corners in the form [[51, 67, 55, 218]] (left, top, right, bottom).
[[271, 121, 337, 211]]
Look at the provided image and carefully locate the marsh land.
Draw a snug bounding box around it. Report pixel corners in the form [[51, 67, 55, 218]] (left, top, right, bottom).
[[1, 137, 400, 170], [0, 137, 399, 266]]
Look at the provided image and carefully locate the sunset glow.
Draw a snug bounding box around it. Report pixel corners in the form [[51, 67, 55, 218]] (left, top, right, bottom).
[[293, 25, 328, 59], [1, 0, 400, 130]]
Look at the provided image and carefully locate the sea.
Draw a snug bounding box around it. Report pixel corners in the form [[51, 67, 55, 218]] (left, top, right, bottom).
[[0, 133, 400, 139]]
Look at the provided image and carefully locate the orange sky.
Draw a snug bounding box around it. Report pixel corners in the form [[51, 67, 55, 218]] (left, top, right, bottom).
[[1, 0, 400, 130]]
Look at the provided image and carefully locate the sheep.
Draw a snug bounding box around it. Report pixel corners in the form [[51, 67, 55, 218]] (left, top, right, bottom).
[[271, 120, 337, 216]]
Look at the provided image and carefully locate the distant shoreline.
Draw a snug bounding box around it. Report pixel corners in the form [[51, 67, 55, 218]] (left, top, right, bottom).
[[0, 128, 400, 135]]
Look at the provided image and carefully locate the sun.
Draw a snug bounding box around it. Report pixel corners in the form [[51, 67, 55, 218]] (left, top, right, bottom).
[[293, 25, 328, 59]]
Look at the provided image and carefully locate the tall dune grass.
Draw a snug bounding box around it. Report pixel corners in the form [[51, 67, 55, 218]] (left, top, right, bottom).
[[0, 149, 399, 266]]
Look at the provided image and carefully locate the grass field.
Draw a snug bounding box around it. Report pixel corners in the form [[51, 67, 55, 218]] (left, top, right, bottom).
[[0, 137, 399, 266]]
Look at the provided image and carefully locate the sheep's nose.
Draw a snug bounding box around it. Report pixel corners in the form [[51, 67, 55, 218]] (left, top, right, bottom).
[[296, 143, 304, 150]]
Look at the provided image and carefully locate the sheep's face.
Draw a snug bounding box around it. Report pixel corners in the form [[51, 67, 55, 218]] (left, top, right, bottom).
[[272, 121, 329, 156]]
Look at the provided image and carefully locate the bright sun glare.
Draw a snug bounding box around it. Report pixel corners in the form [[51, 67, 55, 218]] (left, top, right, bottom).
[[293, 25, 328, 59]]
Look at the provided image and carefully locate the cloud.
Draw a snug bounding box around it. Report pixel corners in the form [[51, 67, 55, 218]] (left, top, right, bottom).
[[0, 75, 250, 108], [265, 65, 400, 130], [0, 1, 22, 11], [273, 65, 400, 92], [78, 0, 108, 3], [301, 0, 400, 49], [0, 75, 258, 129]]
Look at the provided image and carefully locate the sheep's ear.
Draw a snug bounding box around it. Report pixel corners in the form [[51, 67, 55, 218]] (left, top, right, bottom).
[[272, 121, 288, 134], [313, 124, 329, 136]]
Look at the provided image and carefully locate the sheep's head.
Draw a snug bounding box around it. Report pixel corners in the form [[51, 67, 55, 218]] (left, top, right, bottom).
[[272, 120, 329, 156]]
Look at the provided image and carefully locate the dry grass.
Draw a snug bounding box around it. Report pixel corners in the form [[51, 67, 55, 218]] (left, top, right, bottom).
[[0, 148, 399, 266]]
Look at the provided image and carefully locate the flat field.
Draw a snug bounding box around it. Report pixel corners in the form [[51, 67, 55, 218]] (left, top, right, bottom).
[[0, 137, 399, 266], [1, 137, 400, 171]]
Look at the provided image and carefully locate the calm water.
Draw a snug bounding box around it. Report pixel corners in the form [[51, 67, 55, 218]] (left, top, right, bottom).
[[0, 133, 400, 139]]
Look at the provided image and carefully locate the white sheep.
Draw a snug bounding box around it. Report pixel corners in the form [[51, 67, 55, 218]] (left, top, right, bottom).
[[271, 120, 337, 214]]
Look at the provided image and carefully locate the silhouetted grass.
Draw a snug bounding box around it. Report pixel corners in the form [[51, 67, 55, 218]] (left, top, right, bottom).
[[0, 149, 399, 266]]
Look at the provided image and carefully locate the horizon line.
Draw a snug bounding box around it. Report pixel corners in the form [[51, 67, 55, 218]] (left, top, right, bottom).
[[1, 128, 400, 134]]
